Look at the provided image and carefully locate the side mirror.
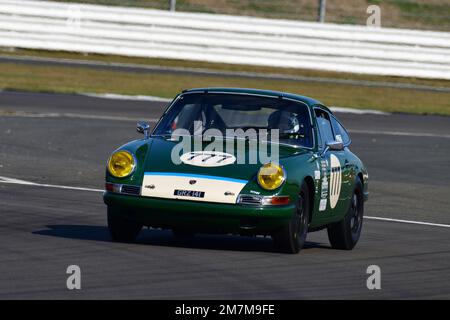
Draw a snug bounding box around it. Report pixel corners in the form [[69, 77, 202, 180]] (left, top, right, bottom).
[[320, 141, 344, 157], [327, 141, 344, 151], [137, 121, 150, 139]]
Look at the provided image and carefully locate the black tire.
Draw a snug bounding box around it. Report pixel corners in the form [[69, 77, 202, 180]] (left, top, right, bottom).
[[272, 182, 310, 254], [107, 206, 142, 242], [327, 177, 364, 250], [172, 228, 195, 240]]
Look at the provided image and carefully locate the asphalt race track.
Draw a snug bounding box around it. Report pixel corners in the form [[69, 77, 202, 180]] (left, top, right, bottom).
[[0, 90, 449, 299]]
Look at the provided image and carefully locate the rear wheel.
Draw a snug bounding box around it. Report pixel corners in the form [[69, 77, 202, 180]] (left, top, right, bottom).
[[107, 206, 142, 242], [272, 183, 310, 254], [327, 177, 364, 250]]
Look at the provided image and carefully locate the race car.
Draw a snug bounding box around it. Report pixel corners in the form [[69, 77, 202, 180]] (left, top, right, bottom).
[[103, 88, 369, 253]]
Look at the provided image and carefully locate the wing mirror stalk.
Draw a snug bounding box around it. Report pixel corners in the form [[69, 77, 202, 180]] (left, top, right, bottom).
[[137, 121, 151, 139]]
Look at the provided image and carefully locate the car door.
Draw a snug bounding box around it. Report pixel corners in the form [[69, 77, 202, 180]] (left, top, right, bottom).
[[314, 108, 348, 221], [329, 114, 354, 215]]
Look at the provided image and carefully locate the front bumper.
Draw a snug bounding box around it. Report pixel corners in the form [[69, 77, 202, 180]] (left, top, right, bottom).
[[103, 192, 295, 233]]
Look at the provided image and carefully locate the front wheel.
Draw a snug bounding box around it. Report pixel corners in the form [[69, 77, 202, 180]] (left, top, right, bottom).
[[272, 183, 310, 254], [107, 206, 142, 242], [327, 177, 364, 250]]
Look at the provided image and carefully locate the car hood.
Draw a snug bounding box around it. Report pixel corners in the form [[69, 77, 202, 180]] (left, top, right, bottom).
[[136, 136, 307, 204], [143, 136, 306, 180]]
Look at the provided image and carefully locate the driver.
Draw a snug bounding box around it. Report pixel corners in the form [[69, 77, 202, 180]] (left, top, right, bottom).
[[268, 110, 309, 146]]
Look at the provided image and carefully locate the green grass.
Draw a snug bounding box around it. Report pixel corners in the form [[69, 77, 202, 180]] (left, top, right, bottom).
[[1, 61, 449, 115], [5, 48, 450, 88], [388, 0, 450, 28], [1, 48, 449, 115]]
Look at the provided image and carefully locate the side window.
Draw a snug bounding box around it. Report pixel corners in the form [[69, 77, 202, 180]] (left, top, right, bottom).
[[314, 109, 334, 148], [330, 116, 351, 145]]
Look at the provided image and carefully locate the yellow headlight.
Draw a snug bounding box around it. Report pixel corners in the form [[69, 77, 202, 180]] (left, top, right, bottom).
[[257, 163, 286, 190], [107, 151, 135, 178]]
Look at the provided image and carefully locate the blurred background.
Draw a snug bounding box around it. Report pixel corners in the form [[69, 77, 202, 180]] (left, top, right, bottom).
[[0, 0, 449, 115], [52, 0, 450, 31]]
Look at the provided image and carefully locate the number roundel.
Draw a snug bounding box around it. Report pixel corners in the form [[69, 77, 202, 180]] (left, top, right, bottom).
[[329, 154, 342, 209], [180, 151, 236, 167]]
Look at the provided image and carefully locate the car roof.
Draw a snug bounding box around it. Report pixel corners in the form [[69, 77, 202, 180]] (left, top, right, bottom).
[[181, 87, 328, 111]]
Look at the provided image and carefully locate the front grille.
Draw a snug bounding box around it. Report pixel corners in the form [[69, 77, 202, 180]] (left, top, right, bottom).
[[238, 195, 262, 205], [120, 184, 141, 196]]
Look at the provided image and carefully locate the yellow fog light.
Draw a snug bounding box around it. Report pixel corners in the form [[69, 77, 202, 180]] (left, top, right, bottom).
[[107, 151, 135, 178], [257, 163, 286, 190]]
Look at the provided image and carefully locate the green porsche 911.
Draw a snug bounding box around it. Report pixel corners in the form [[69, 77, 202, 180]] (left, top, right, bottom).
[[103, 88, 369, 253]]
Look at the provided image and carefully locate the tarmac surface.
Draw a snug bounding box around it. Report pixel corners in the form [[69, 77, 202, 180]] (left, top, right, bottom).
[[0, 90, 449, 299]]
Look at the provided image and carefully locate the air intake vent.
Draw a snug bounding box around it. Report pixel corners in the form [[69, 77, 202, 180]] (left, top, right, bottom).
[[237, 195, 262, 205], [121, 185, 141, 196]]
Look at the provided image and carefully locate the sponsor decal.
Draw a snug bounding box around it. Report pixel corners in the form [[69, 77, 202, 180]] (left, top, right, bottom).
[[319, 159, 328, 211], [319, 199, 327, 211], [314, 170, 321, 180]]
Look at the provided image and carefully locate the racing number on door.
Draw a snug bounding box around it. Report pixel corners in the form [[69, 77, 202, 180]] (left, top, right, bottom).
[[329, 154, 342, 209], [315, 107, 346, 216]]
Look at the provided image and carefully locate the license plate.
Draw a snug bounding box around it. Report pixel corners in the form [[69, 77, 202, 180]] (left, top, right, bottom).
[[173, 189, 205, 198]]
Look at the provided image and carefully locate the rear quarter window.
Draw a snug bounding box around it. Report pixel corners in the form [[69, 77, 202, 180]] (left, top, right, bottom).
[[330, 116, 351, 145]]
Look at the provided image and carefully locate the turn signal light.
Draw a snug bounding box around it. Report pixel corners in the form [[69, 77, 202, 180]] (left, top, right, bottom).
[[269, 196, 291, 205]]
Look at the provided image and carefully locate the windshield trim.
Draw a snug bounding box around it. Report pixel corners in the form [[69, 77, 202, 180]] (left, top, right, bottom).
[[152, 92, 315, 150]]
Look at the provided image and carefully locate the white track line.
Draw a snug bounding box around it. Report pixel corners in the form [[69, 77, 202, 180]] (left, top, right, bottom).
[[330, 107, 389, 115], [365, 216, 450, 228], [81, 93, 172, 103], [0, 176, 102, 192], [80, 93, 387, 115], [348, 129, 450, 139], [0, 110, 159, 122], [1, 176, 449, 229]]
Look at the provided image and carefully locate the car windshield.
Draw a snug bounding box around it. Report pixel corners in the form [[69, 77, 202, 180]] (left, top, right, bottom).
[[153, 92, 313, 148]]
